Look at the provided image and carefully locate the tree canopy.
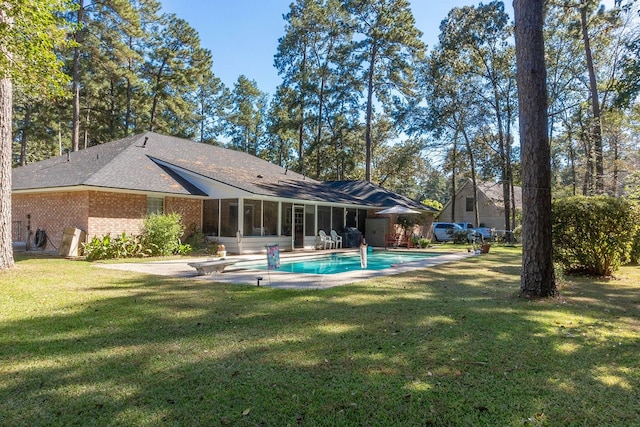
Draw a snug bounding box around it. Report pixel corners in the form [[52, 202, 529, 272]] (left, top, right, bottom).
[[1, 0, 75, 270], [4, 0, 640, 249]]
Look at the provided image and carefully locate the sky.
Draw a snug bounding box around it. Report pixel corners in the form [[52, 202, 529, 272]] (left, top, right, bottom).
[[159, 1, 513, 96], [160, 1, 616, 96]]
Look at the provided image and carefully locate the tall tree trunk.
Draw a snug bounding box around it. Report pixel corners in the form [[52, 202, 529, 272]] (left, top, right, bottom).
[[514, 0, 557, 297], [582, 137, 593, 195], [199, 85, 205, 142], [83, 104, 90, 149], [124, 35, 133, 137], [20, 105, 31, 166], [611, 131, 620, 195], [71, 0, 84, 152], [506, 99, 517, 235], [460, 127, 479, 227], [449, 131, 458, 222], [0, 75, 13, 269], [315, 76, 325, 178], [490, 78, 512, 236], [364, 41, 378, 183], [0, 7, 14, 269], [298, 49, 307, 174], [569, 144, 577, 195], [566, 124, 577, 195], [498, 119, 512, 236], [149, 59, 167, 132], [580, 1, 604, 193]]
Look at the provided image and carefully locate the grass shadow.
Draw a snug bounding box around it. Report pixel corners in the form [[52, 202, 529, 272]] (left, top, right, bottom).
[[1, 248, 639, 425]]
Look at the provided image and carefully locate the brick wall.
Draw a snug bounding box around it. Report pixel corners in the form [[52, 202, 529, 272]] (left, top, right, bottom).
[[12, 190, 204, 249], [87, 191, 147, 238], [166, 197, 202, 237], [12, 191, 90, 249]]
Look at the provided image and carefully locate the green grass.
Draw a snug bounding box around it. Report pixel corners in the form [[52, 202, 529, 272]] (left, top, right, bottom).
[[1, 247, 639, 426]]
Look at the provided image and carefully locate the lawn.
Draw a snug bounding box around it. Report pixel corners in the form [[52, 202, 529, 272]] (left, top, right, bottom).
[[1, 247, 639, 426]]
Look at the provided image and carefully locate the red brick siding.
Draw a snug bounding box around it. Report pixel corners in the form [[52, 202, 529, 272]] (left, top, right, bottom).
[[87, 191, 147, 238], [12, 192, 89, 249], [12, 190, 204, 247], [165, 197, 202, 237]]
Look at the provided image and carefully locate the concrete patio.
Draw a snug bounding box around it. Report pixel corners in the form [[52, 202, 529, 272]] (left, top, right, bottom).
[[96, 249, 474, 290]]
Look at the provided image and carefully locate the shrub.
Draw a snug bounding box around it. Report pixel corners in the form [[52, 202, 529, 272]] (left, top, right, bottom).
[[83, 235, 110, 261], [140, 213, 185, 256], [176, 243, 193, 256], [552, 196, 640, 276], [183, 229, 220, 255], [631, 202, 640, 264], [418, 238, 431, 248], [451, 229, 469, 244], [83, 232, 145, 261], [631, 230, 640, 265], [185, 229, 206, 251]]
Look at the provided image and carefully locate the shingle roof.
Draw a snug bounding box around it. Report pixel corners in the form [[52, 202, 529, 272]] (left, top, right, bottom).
[[476, 181, 522, 207], [438, 179, 523, 213], [11, 132, 369, 205], [325, 180, 439, 213]]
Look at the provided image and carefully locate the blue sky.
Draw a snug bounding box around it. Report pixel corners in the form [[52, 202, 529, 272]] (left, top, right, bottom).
[[159, 1, 514, 96]]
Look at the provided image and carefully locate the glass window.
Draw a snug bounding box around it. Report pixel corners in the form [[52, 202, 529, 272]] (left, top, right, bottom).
[[466, 197, 474, 212], [281, 202, 293, 236], [263, 201, 278, 235], [203, 199, 219, 235], [317, 205, 331, 234], [147, 197, 164, 215], [243, 199, 263, 236], [345, 208, 357, 228], [220, 199, 238, 237], [305, 205, 315, 237], [332, 207, 344, 232], [357, 209, 367, 232]]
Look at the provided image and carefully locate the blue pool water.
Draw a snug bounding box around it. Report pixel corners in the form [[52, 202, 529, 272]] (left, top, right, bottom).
[[239, 251, 440, 275]]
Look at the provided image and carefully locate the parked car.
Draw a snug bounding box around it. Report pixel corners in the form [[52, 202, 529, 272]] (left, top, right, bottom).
[[432, 222, 471, 243], [456, 222, 494, 241]]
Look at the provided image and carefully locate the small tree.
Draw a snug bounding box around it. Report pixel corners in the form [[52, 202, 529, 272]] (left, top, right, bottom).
[[140, 213, 185, 256]]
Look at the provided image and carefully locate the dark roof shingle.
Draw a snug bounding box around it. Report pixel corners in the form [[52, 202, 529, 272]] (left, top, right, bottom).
[[12, 133, 369, 205], [325, 180, 438, 212]]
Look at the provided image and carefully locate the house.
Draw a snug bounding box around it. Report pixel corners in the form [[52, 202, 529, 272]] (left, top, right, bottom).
[[438, 179, 522, 231], [11, 132, 435, 254], [325, 180, 438, 246]]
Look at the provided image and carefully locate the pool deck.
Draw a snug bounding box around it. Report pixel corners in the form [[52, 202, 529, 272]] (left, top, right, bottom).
[[96, 248, 475, 290]]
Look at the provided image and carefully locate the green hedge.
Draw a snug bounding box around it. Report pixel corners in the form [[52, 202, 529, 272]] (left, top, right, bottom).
[[552, 196, 639, 276]]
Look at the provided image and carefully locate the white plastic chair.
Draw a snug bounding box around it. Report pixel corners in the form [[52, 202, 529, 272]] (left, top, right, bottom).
[[318, 230, 335, 249], [330, 230, 343, 249]]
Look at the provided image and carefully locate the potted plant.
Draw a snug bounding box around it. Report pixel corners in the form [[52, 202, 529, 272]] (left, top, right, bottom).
[[217, 244, 226, 258]]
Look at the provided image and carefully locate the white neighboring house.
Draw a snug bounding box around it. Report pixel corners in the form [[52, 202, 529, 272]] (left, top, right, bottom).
[[438, 179, 522, 231]]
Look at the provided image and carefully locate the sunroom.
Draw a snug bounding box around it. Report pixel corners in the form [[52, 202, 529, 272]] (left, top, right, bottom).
[[201, 198, 371, 253]]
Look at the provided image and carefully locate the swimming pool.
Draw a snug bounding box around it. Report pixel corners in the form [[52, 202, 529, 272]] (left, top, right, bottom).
[[237, 251, 440, 275]]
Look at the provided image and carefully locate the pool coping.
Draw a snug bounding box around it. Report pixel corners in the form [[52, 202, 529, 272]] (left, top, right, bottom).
[[96, 249, 476, 289]]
